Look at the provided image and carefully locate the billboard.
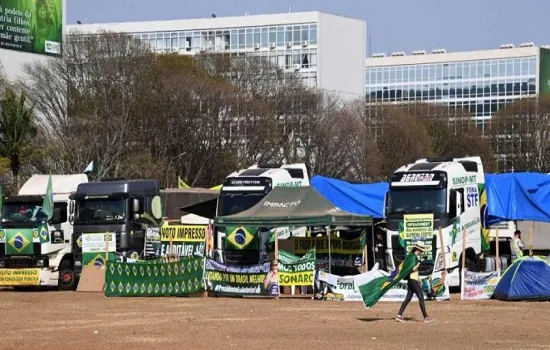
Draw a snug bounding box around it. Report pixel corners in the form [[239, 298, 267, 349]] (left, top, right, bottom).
[[540, 47, 550, 95], [0, 0, 62, 56]]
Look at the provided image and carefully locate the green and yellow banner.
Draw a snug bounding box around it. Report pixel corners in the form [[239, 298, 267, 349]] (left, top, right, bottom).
[[0, 0, 63, 56], [160, 223, 206, 257], [105, 257, 205, 297]]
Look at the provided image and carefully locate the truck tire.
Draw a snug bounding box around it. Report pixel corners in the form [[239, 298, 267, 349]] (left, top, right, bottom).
[[58, 260, 75, 291]]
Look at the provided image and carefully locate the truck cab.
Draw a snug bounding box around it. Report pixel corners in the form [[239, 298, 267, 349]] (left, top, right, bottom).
[[216, 163, 309, 265], [0, 174, 88, 290], [385, 157, 489, 287], [71, 179, 163, 278]]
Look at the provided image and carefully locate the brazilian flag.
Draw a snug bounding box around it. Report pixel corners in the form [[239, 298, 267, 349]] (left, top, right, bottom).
[[479, 184, 490, 253], [359, 253, 419, 308], [225, 226, 257, 250]]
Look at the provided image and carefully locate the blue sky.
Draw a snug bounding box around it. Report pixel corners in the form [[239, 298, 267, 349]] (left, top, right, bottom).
[[68, 0, 550, 54]]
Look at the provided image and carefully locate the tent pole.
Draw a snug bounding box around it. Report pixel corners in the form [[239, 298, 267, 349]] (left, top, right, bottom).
[[327, 226, 331, 274], [460, 227, 467, 301], [529, 222, 534, 257], [437, 226, 447, 283], [495, 228, 500, 274]]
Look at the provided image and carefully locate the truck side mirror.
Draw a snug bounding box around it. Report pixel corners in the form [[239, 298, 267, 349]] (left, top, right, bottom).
[[69, 201, 74, 214], [455, 191, 463, 216], [384, 192, 389, 217], [69, 214, 74, 225], [132, 198, 140, 213]]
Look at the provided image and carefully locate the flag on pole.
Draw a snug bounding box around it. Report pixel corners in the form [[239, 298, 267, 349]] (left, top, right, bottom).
[[178, 176, 190, 189], [42, 175, 54, 220], [358, 252, 419, 308], [83, 161, 94, 174]]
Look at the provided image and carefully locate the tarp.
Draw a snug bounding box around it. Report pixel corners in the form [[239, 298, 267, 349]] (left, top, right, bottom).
[[485, 173, 550, 225], [214, 186, 373, 227], [311, 176, 388, 219], [160, 188, 219, 219], [492, 257, 550, 301]]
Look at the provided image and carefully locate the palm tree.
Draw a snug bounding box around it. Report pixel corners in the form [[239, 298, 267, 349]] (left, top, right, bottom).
[[0, 87, 37, 189]]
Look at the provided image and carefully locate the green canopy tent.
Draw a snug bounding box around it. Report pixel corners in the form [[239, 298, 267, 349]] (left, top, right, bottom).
[[214, 186, 374, 272]]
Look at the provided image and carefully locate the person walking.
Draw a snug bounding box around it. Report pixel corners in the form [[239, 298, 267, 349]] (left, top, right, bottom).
[[510, 230, 525, 263], [395, 242, 435, 323]]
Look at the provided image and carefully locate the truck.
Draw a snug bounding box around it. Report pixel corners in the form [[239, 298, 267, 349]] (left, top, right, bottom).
[[0, 174, 88, 290], [70, 179, 163, 278], [215, 163, 309, 265], [384, 156, 514, 288]]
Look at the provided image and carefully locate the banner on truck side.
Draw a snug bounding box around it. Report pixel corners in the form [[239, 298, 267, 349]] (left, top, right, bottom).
[[462, 271, 501, 300], [314, 267, 450, 302], [0, 268, 40, 286]]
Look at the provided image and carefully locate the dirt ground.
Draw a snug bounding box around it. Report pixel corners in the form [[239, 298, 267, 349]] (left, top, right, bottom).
[[0, 290, 549, 350]]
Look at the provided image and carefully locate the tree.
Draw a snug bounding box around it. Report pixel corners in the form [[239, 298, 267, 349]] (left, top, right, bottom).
[[489, 96, 550, 172], [22, 30, 155, 180], [366, 104, 433, 179], [0, 87, 37, 189], [408, 103, 495, 172]]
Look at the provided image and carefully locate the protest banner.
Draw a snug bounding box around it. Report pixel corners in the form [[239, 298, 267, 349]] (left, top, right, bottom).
[[314, 267, 450, 302], [205, 259, 277, 297], [160, 223, 206, 258], [462, 271, 501, 300], [105, 256, 205, 297], [278, 249, 316, 286]]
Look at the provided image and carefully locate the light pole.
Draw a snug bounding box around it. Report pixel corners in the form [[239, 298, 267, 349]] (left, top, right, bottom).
[[166, 152, 186, 188]]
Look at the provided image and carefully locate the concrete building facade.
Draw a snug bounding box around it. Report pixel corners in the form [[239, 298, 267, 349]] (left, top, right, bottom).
[[365, 44, 548, 132], [69, 11, 367, 101]]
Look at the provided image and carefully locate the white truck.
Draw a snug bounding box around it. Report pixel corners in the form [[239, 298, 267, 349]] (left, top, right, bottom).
[[0, 174, 88, 290], [215, 163, 309, 265], [384, 156, 514, 287]]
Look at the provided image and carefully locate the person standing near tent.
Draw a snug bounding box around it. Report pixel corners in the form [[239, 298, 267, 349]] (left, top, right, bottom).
[[511, 230, 525, 263], [395, 242, 435, 323]]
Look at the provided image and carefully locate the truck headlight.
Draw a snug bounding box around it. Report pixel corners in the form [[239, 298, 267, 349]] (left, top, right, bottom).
[[36, 259, 45, 267], [0, 260, 4, 268], [75, 261, 81, 267]]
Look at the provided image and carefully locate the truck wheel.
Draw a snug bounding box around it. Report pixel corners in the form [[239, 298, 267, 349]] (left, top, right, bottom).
[[58, 260, 75, 291]]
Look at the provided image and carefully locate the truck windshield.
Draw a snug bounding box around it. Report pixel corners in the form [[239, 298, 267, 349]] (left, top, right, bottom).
[[389, 188, 447, 215], [218, 191, 265, 216], [1, 202, 47, 224], [75, 199, 126, 224]]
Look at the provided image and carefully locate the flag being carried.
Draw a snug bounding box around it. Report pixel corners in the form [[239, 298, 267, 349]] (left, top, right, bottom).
[[358, 243, 422, 308]]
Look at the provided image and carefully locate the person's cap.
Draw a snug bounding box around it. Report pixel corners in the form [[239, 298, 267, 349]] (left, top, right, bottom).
[[412, 241, 425, 252]]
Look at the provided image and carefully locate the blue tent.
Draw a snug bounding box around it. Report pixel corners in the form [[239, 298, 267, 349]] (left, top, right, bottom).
[[492, 257, 550, 301], [485, 173, 550, 226], [311, 176, 388, 218]]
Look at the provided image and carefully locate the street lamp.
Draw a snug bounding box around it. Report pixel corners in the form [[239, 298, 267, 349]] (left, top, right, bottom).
[[166, 152, 186, 188]]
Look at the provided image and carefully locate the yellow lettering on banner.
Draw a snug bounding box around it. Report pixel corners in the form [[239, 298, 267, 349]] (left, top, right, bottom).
[[0, 269, 40, 286], [160, 224, 207, 243], [293, 237, 362, 255], [278, 271, 314, 286]]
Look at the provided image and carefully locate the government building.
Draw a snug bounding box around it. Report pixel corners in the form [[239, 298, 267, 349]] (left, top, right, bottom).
[[69, 11, 366, 101], [365, 44, 547, 132]]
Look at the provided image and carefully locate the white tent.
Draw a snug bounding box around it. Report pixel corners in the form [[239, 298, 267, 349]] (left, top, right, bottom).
[[180, 213, 210, 225]]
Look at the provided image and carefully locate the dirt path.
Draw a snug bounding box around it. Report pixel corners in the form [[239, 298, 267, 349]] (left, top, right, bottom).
[[0, 291, 548, 349]]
